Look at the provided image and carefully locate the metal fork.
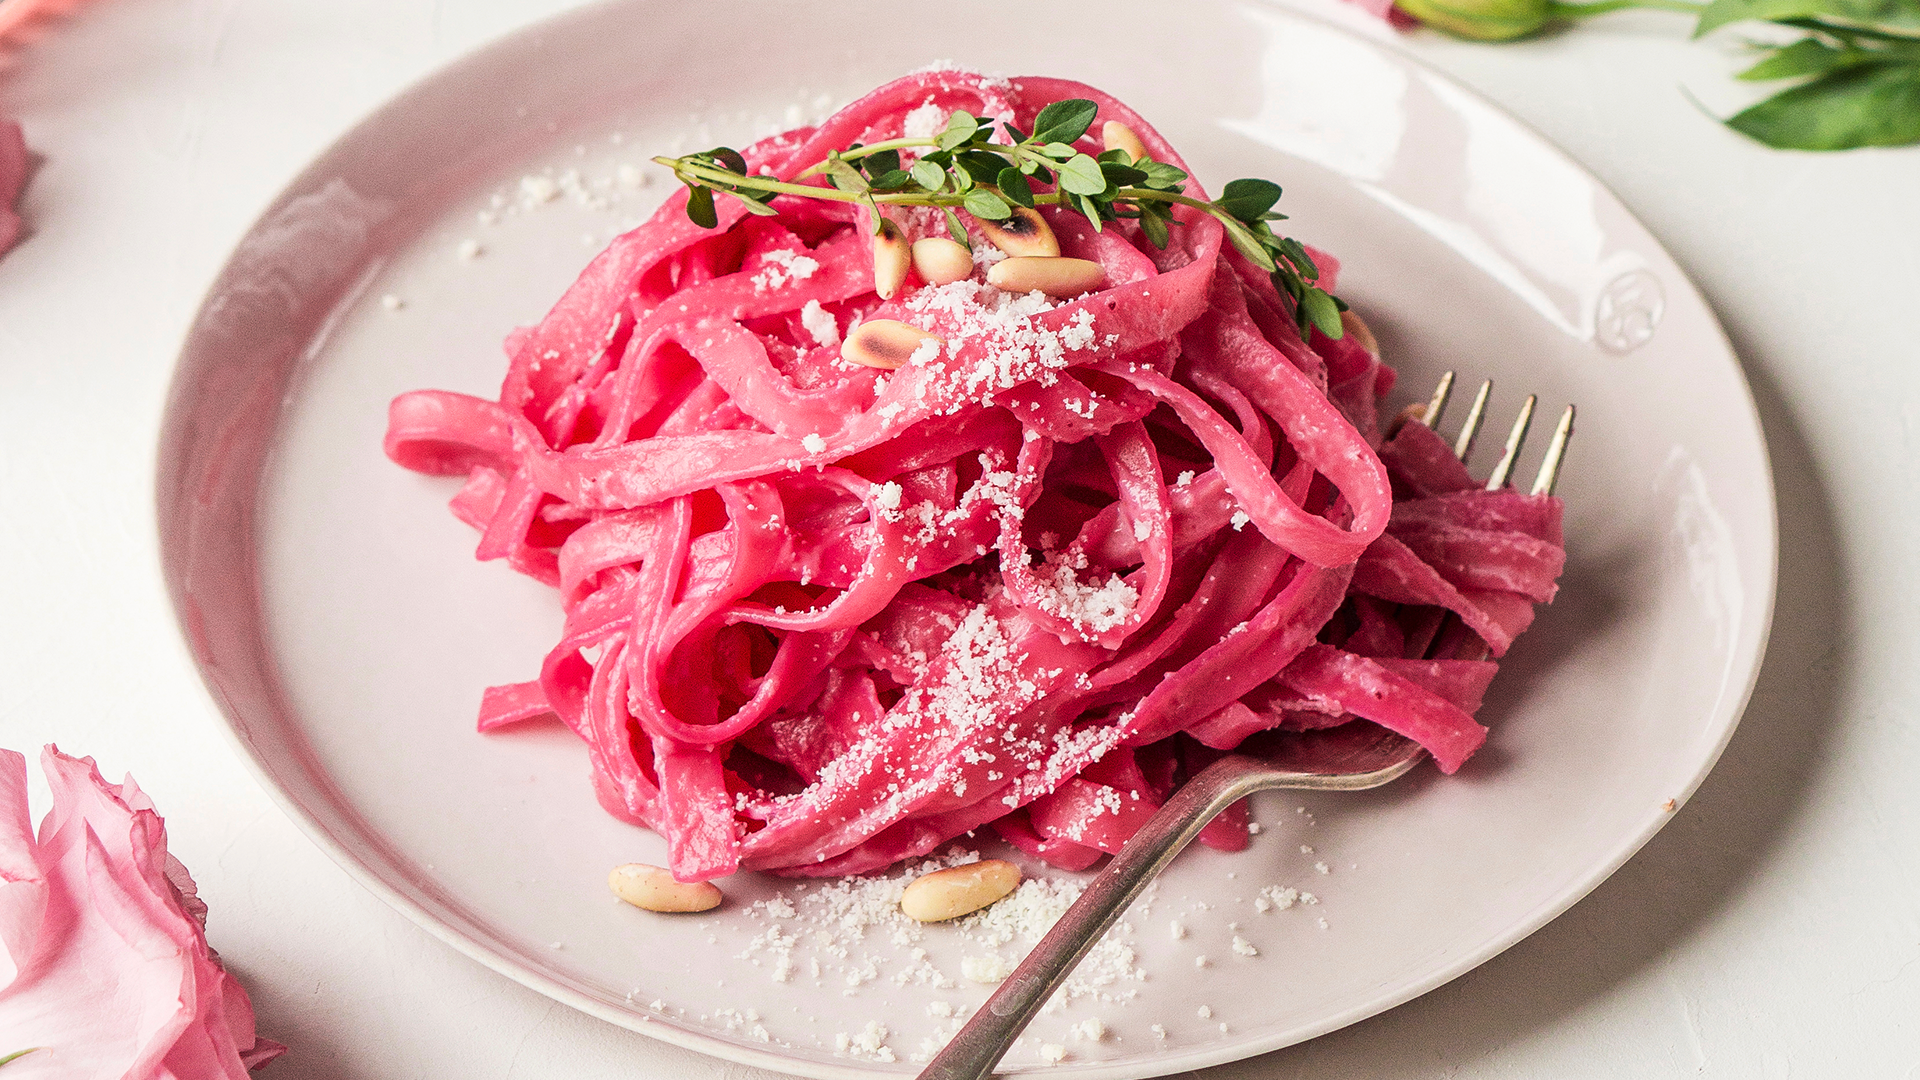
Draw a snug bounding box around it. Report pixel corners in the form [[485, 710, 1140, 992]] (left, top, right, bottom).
[[919, 375, 1573, 1080]]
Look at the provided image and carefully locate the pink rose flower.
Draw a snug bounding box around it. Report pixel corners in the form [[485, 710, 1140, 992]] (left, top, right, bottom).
[[0, 747, 284, 1076], [0, 120, 24, 256]]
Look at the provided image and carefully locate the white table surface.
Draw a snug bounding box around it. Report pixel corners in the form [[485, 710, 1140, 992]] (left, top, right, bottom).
[[2, 1, 1916, 1076]]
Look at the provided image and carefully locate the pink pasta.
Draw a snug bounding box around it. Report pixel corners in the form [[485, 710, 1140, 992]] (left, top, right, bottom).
[[384, 72, 1564, 882]]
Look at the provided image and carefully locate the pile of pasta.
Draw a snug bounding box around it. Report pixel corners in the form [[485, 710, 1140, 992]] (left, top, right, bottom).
[[385, 71, 1565, 882]]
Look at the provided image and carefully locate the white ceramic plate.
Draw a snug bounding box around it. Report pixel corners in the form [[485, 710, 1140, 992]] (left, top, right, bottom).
[[157, 2, 1776, 1076]]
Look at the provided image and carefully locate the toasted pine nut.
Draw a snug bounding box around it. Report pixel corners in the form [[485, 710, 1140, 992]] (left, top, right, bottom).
[[1340, 310, 1379, 357], [1101, 120, 1147, 162], [911, 237, 974, 286], [873, 218, 910, 301], [975, 206, 1059, 258], [842, 319, 944, 370], [986, 256, 1105, 298], [609, 863, 723, 912], [1388, 400, 1429, 438], [900, 859, 1022, 922]]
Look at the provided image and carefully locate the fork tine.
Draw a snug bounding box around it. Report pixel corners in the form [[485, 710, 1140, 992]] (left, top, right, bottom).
[[1529, 404, 1575, 497], [1485, 394, 1537, 490], [1421, 371, 1456, 428], [1453, 380, 1492, 462]]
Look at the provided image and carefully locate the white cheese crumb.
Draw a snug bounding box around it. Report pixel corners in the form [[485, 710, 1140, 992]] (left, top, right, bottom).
[[1194, 955, 1209, 968], [800, 298, 840, 347], [1169, 920, 1187, 940], [903, 99, 949, 140], [1254, 884, 1300, 912], [1232, 935, 1259, 957], [1230, 509, 1252, 531], [802, 433, 828, 453], [519, 174, 560, 204], [1039, 1043, 1067, 1065], [908, 336, 942, 366], [963, 954, 1013, 984], [1151, 1024, 1167, 1040], [751, 247, 821, 291], [1300, 845, 1314, 854], [834, 1021, 896, 1062], [1315, 861, 1331, 875], [1197, 1005, 1213, 1019], [1073, 1018, 1105, 1042], [380, 294, 403, 311], [456, 238, 483, 260], [1248, 823, 1262, 835], [1318, 917, 1330, 930], [874, 481, 904, 512]]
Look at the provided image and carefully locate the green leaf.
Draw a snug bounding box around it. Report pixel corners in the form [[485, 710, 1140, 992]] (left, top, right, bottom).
[[724, 189, 781, 216], [1220, 216, 1278, 271], [945, 208, 971, 248], [1695, 0, 1920, 36], [1099, 161, 1149, 187], [963, 188, 1013, 219], [1740, 38, 1839, 79], [710, 147, 748, 174], [1001, 122, 1029, 143], [938, 111, 981, 151], [1726, 61, 1920, 147], [824, 156, 869, 193], [686, 185, 717, 228], [1217, 178, 1285, 223], [910, 158, 948, 192], [1097, 148, 1133, 165], [1273, 268, 1305, 304], [868, 168, 914, 191], [1140, 210, 1170, 249], [1057, 153, 1110, 196], [1276, 236, 1322, 280], [1074, 193, 1105, 232], [863, 149, 901, 175], [956, 150, 1006, 184], [1301, 287, 1345, 339], [1031, 99, 1099, 145], [1039, 142, 1080, 161], [1139, 161, 1189, 189], [998, 168, 1036, 208]]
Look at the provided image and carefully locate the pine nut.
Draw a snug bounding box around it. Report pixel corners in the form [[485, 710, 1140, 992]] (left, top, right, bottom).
[[1340, 310, 1379, 357], [975, 206, 1059, 258], [900, 859, 1022, 922], [1102, 120, 1147, 162], [986, 256, 1106, 298], [842, 319, 944, 370], [608, 863, 723, 912], [911, 237, 974, 286], [873, 217, 910, 301]]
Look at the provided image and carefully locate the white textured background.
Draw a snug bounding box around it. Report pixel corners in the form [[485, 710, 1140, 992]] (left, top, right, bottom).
[[0, 1, 1914, 1076]]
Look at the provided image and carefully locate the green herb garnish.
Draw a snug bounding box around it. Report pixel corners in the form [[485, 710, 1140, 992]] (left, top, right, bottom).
[[654, 99, 1348, 340], [1397, 0, 1920, 150]]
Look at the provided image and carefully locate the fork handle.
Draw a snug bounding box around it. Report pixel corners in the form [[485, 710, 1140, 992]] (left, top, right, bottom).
[[918, 755, 1280, 1080]]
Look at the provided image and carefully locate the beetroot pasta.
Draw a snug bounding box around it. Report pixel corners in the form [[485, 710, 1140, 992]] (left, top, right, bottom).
[[383, 70, 1564, 883]]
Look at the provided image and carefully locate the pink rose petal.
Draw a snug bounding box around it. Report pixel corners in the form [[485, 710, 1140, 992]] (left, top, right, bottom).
[[0, 750, 50, 990], [0, 747, 282, 1075], [0, 121, 24, 256]]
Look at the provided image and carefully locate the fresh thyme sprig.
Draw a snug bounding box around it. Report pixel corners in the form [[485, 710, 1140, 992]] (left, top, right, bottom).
[[653, 99, 1349, 339]]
